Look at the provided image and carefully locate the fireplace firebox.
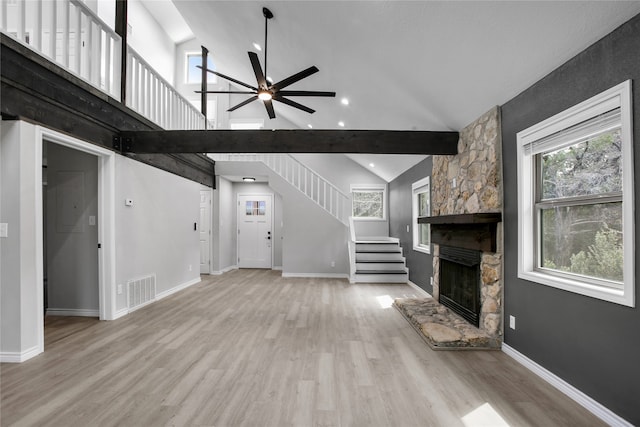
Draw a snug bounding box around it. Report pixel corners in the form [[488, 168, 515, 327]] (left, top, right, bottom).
[[439, 246, 481, 327]]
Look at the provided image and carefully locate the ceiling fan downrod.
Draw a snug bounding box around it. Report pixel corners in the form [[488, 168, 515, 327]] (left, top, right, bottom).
[[263, 7, 273, 86]]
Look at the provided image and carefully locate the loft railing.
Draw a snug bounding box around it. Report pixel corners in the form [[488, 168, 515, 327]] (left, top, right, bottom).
[[126, 46, 205, 130], [1, 0, 121, 100], [0, 0, 206, 130]]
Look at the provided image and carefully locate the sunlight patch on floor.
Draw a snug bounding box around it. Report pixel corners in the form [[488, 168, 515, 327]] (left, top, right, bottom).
[[376, 295, 394, 309], [462, 402, 510, 427]]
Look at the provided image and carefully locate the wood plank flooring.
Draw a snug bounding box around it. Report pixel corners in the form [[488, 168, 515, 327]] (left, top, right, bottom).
[[0, 269, 604, 426]]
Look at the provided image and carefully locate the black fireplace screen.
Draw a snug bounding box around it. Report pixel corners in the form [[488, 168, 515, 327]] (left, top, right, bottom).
[[439, 246, 481, 327]]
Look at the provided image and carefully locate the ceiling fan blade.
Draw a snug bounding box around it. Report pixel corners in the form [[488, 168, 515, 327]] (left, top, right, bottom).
[[273, 96, 315, 114], [195, 90, 257, 94], [196, 65, 257, 91], [277, 90, 336, 97], [227, 95, 259, 112], [248, 52, 268, 89], [264, 99, 276, 119], [271, 66, 319, 91]]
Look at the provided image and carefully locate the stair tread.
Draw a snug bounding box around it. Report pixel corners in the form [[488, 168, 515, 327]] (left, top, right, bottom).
[[356, 270, 408, 275], [355, 250, 401, 253], [356, 260, 404, 263]]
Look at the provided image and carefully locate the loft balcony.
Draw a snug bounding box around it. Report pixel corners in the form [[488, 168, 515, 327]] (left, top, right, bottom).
[[0, 0, 206, 131]]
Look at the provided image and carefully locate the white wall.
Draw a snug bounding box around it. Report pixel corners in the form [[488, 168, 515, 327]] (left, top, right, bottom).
[[114, 155, 201, 311], [0, 121, 42, 359], [128, 0, 177, 84]]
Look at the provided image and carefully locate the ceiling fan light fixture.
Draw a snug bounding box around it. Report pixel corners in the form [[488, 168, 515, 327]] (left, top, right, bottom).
[[258, 91, 273, 101]]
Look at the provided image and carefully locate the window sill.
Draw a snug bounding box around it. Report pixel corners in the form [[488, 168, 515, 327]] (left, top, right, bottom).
[[413, 245, 431, 255], [518, 269, 633, 307]]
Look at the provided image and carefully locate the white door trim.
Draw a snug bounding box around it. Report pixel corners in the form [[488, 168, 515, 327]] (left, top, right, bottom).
[[236, 192, 274, 269], [35, 127, 116, 346], [199, 188, 213, 274]]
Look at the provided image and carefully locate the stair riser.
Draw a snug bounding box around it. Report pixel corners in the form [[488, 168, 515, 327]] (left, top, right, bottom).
[[356, 253, 404, 261], [356, 263, 406, 271], [353, 274, 408, 284], [355, 244, 400, 252]]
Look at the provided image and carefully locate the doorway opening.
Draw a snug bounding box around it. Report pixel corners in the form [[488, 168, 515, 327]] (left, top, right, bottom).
[[35, 126, 116, 353]]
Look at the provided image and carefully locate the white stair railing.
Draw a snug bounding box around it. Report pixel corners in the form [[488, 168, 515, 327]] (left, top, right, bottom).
[[126, 46, 206, 130], [1, 0, 121, 100], [210, 154, 351, 225]]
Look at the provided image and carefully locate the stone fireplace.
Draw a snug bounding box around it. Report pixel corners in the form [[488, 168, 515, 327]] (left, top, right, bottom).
[[394, 107, 503, 349]]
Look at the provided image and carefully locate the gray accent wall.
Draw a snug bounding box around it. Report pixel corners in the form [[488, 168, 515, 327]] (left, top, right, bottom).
[[389, 156, 433, 293], [501, 13, 640, 423]]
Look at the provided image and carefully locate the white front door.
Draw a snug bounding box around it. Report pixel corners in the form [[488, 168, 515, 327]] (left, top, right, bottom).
[[237, 194, 273, 269], [199, 190, 211, 274]]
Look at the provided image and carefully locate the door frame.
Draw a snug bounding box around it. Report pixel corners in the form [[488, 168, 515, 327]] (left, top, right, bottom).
[[236, 192, 274, 269], [35, 126, 116, 350], [199, 188, 213, 274]]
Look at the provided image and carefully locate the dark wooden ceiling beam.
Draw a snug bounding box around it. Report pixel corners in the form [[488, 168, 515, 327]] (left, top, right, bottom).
[[120, 129, 459, 154]]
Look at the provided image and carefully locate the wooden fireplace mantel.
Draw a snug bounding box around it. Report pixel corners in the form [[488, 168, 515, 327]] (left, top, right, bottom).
[[418, 213, 502, 252]]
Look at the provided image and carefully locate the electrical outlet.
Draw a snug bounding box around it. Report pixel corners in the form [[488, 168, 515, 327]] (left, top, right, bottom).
[[0, 223, 7, 238], [117, 284, 123, 295], [509, 315, 516, 330], [430, 277, 434, 286], [189, 264, 192, 271], [406, 225, 410, 233], [452, 178, 457, 188], [331, 261, 335, 268]]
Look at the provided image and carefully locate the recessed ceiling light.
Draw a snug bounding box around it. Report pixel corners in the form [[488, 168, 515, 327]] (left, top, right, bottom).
[[307, 124, 313, 129], [338, 121, 345, 127], [341, 98, 349, 106], [369, 163, 375, 168], [253, 43, 262, 51], [243, 177, 256, 182]]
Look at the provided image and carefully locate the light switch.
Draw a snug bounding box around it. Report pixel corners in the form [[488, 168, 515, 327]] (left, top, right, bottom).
[[89, 216, 96, 226], [406, 225, 410, 233], [0, 223, 7, 238]]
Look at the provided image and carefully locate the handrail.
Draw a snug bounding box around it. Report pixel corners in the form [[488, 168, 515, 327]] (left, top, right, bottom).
[[285, 155, 350, 199], [69, 0, 119, 39]]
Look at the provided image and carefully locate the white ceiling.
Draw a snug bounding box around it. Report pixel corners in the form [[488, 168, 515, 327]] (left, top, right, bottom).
[[165, 1, 640, 181]]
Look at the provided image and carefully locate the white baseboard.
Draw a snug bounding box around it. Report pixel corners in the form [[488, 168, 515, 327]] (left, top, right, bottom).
[[211, 265, 238, 275], [0, 345, 42, 363], [282, 272, 349, 279], [156, 277, 202, 300], [502, 344, 632, 427], [407, 281, 432, 298], [112, 307, 129, 320], [46, 308, 99, 317]]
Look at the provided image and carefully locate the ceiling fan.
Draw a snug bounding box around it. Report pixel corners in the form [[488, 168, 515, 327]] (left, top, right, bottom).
[[197, 7, 336, 119]]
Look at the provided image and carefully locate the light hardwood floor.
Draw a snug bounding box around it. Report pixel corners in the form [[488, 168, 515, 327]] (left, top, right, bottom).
[[1, 269, 604, 426]]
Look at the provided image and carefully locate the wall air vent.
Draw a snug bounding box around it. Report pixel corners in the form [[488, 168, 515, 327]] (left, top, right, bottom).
[[127, 274, 156, 311]]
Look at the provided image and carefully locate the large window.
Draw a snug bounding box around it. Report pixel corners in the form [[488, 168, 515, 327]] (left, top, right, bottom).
[[412, 177, 430, 254], [351, 185, 386, 220], [517, 80, 634, 306]]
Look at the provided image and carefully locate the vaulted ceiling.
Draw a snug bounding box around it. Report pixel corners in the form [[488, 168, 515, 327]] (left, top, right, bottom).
[[171, 1, 640, 132], [144, 1, 640, 181]]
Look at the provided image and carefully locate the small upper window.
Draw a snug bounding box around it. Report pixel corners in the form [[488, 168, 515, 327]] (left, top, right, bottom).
[[412, 177, 430, 254], [351, 185, 386, 220], [186, 53, 216, 84], [517, 80, 634, 307]]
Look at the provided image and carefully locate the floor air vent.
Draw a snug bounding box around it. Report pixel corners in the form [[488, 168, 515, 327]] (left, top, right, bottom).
[[127, 274, 156, 311]]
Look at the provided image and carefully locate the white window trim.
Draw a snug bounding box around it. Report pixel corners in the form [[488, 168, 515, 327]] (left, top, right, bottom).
[[185, 51, 217, 84], [350, 184, 387, 221], [412, 176, 431, 254], [517, 80, 634, 307]]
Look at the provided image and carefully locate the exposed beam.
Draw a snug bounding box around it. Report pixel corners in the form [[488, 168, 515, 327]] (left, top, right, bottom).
[[115, 0, 128, 104], [120, 129, 459, 154]]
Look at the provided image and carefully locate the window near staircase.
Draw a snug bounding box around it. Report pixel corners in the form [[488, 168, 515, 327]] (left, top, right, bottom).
[[412, 177, 431, 254], [186, 53, 217, 84], [351, 184, 386, 220]]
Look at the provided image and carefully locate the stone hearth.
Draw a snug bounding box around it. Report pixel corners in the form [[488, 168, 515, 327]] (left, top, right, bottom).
[[393, 298, 499, 350]]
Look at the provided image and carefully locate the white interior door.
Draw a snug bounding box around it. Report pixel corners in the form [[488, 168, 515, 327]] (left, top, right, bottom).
[[199, 190, 211, 274], [237, 194, 273, 269]]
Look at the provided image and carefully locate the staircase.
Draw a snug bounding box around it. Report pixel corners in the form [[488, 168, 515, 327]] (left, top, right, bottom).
[[352, 238, 408, 283], [208, 154, 350, 225]]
